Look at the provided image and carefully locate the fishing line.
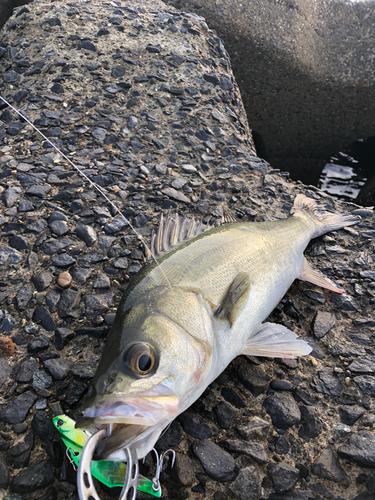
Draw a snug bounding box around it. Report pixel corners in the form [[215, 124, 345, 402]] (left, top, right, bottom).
[[0, 95, 171, 288]]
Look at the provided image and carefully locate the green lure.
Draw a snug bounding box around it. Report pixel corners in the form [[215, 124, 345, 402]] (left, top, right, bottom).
[[53, 415, 161, 497]]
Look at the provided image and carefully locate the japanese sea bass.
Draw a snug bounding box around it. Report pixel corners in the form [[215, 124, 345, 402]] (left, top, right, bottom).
[[76, 194, 360, 461]]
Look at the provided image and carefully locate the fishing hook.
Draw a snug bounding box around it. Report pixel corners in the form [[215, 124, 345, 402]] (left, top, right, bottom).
[[149, 448, 176, 493]]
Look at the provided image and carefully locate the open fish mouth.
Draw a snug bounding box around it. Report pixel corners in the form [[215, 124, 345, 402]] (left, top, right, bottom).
[[75, 394, 179, 460]]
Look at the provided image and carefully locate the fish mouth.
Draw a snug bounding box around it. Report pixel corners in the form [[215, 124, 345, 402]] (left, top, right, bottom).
[[75, 394, 179, 460]]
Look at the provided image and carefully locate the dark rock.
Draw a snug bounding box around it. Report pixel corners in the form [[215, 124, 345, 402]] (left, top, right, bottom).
[[0, 460, 9, 489], [269, 490, 315, 500], [85, 292, 113, 315], [40, 238, 73, 255], [221, 440, 267, 463], [155, 420, 182, 451], [54, 327, 74, 350], [292, 388, 317, 406], [32, 271, 53, 291], [65, 378, 88, 406], [104, 216, 129, 233], [111, 66, 125, 77], [311, 448, 350, 485], [79, 40, 97, 52], [221, 387, 246, 409], [237, 361, 271, 396], [3, 186, 21, 207], [44, 17, 61, 27], [339, 405, 366, 426], [71, 267, 91, 284], [331, 295, 359, 312], [178, 411, 218, 439], [192, 440, 235, 482], [11, 460, 54, 493], [313, 311, 335, 339], [43, 358, 72, 380], [228, 466, 261, 500], [311, 368, 342, 396], [15, 283, 34, 310], [49, 220, 69, 236], [275, 436, 290, 455], [0, 357, 12, 387], [92, 127, 107, 141], [354, 375, 375, 395], [220, 74, 233, 91], [46, 289, 61, 312], [71, 361, 96, 378], [349, 356, 375, 374], [298, 406, 322, 441], [32, 369, 52, 391], [33, 306, 55, 332], [237, 418, 270, 440], [94, 273, 110, 289], [146, 44, 161, 53], [0, 391, 37, 424], [0, 435, 10, 451], [6, 432, 34, 468], [13, 357, 38, 383], [26, 185, 52, 198], [0, 309, 17, 332], [203, 73, 220, 85], [268, 462, 300, 492], [52, 253, 76, 267], [7, 122, 24, 136], [338, 431, 375, 467], [270, 380, 293, 391], [214, 401, 237, 428], [169, 452, 195, 487], [28, 334, 50, 353], [58, 289, 81, 317], [264, 393, 301, 429], [31, 411, 55, 443]]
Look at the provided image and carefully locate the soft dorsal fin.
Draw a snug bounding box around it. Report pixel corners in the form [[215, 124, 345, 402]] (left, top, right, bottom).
[[215, 272, 250, 326], [222, 209, 238, 224], [298, 257, 344, 294], [144, 211, 212, 260]]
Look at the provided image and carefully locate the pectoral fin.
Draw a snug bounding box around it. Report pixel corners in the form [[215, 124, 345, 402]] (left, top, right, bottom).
[[215, 272, 250, 327], [298, 257, 343, 294], [242, 322, 312, 359]]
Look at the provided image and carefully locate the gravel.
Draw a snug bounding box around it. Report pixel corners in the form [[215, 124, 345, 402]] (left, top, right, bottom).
[[0, 0, 374, 499]]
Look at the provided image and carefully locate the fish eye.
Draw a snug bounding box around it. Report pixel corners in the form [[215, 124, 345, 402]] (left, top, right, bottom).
[[122, 343, 157, 377]]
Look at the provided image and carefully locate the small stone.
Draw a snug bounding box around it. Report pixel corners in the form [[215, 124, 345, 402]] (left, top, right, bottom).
[[264, 393, 301, 430], [85, 292, 113, 315], [170, 452, 195, 486], [15, 284, 34, 311], [26, 185, 52, 198], [52, 253, 76, 267], [9, 234, 29, 250], [43, 358, 72, 380], [79, 40, 96, 52], [192, 440, 235, 482], [94, 273, 110, 289], [146, 44, 161, 53], [212, 108, 229, 124], [221, 440, 267, 463], [14, 357, 38, 383], [104, 216, 129, 234], [181, 164, 197, 173], [31, 272, 52, 292], [5, 432, 33, 469], [57, 271, 72, 288], [3, 186, 21, 207], [178, 411, 218, 439], [4, 70, 20, 83], [339, 405, 366, 426], [349, 356, 375, 374], [331, 294, 359, 312], [354, 375, 375, 395], [313, 311, 336, 339], [11, 460, 54, 493], [49, 219, 69, 236], [128, 116, 138, 128], [0, 391, 37, 424], [161, 187, 190, 203], [298, 405, 322, 441], [311, 448, 351, 485], [221, 387, 246, 409], [31, 411, 55, 443], [228, 466, 261, 500], [214, 401, 237, 429], [76, 223, 97, 246], [54, 327, 74, 350], [268, 462, 300, 492], [237, 418, 269, 440], [92, 127, 107, 141], [40, 238, 73, 255], [338, 431, 375, 467], [71, 361, 96, 378], [33, 306, 55, 332], [27, 334, 49, 353], [65, 378, 88, 406], [275, 436, 290, 455], [155, 420, 182, 451], [58, 289, 81, 317], [311, 368, 342, 396], [32, 370, 53, 391], [237, 361, 271, 396], [270, 380, 293, 391], [0, 461, 9, 489], [0, 309, 17, 332], [111, 66, 125, 78]]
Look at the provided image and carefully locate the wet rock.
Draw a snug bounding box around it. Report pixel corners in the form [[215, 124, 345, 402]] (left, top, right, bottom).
[[339, 405, 366, 426], [268, 462, 300, 492], [237, 361, 271, 396], [214, 401, 237, 428], [270, 380, 293, 391], [65, 378, 88, 406], [43, 358, 72, 380], [13, 357, 38, 383], [6, 432, 34, 468], [354, 376, 375, 395], [192, 440, 235, 482], [221, 440, 267, 463], [0, 391, 37, 424], [338, 431, 375, 467], [311, 368, 342, 396], [298, 406, 322, 441], [221, 387, 246, 409], [313, 311, 335, 339], [237, 418, 270, 440], [11, 460, 54, 493], [311, 448, 350, 485], [31, 411, 55, 443], [178, 411, 218, 439], [264, 393, 301, 430], [228, 466, 261, 500], [54, 327, 74, 350]]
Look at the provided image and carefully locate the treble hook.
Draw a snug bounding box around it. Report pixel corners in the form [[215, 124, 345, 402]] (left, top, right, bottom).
[[149, 448, 176, 493]]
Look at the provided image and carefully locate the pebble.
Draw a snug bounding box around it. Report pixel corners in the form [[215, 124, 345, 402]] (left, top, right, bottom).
[[43, 358, 72, 380], [0, 460, 9, 489], [338, 431, 375, 467], [270, 379, 293, 391], [237, 361, 271, 396], [178, 411, 218, 439], [349, 356, 375, 374], [6, 432, 34, 469], [14, 357, 38, 383], [0, 391, 38, 424], [298, 405, 322, 441], [221, 440, 267, 463], [268, 462, 300, 492], [32, 370, 53, 391], [339, 405, 366, 425], [11, 460, 54, 494], [76, 223, 97, 246], [33, 306, 55, 332], [313, 311, 336, 339], [57, 271, 72, 288], [354, 375, 375, 395], [192, 440, 235, 482], [311, 368, 343, 396], [169, 452, 195, 487], [214, 401, 237, 428], [264, 393, 301, 430], [228, 466, 261, 500], [311, 448, 351, 485], [237, 418, 270, 440]]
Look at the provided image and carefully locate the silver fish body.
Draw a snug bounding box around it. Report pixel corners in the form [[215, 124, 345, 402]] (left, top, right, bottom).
[[77, 195, 360, 460]]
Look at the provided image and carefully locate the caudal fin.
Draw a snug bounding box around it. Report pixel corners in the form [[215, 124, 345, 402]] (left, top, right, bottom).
[[291, 194, 361, 238], [242, 322, 312, 359]]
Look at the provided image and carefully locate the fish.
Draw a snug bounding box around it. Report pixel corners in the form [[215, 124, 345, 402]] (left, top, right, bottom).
[[76, 194, 360, 461]]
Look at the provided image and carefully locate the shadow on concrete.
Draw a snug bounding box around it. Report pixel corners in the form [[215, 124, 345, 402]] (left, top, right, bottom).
[[0, 0, 31, 30]]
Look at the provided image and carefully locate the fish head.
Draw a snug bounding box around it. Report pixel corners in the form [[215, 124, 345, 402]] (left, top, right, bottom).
[[76, 286, 214, 460]]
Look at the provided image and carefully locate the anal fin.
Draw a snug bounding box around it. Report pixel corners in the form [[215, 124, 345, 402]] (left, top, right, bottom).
[[215, 272, 250, 327], [242, 322, 312, 359], [298, 257, 343, 294]]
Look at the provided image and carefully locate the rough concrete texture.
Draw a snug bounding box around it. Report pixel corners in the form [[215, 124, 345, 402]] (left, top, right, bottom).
[[168, 0, 375, 185], [0, 1, 375, 499]]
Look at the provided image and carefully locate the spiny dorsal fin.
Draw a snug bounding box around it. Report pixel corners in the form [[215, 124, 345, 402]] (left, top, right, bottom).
[[145, 211, 212, 260], [215, 272, 250, 327], [222, 209, 238, 224]]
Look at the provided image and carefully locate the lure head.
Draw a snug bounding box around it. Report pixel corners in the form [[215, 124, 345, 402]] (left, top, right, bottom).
[[76, 285, 214, 461]]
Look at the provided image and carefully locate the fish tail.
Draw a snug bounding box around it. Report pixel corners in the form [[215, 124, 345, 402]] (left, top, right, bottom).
[[291, 194, 361, 238]]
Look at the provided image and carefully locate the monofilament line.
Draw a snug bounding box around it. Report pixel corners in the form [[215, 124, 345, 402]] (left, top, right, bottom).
[[0, 95, 171, 288]]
